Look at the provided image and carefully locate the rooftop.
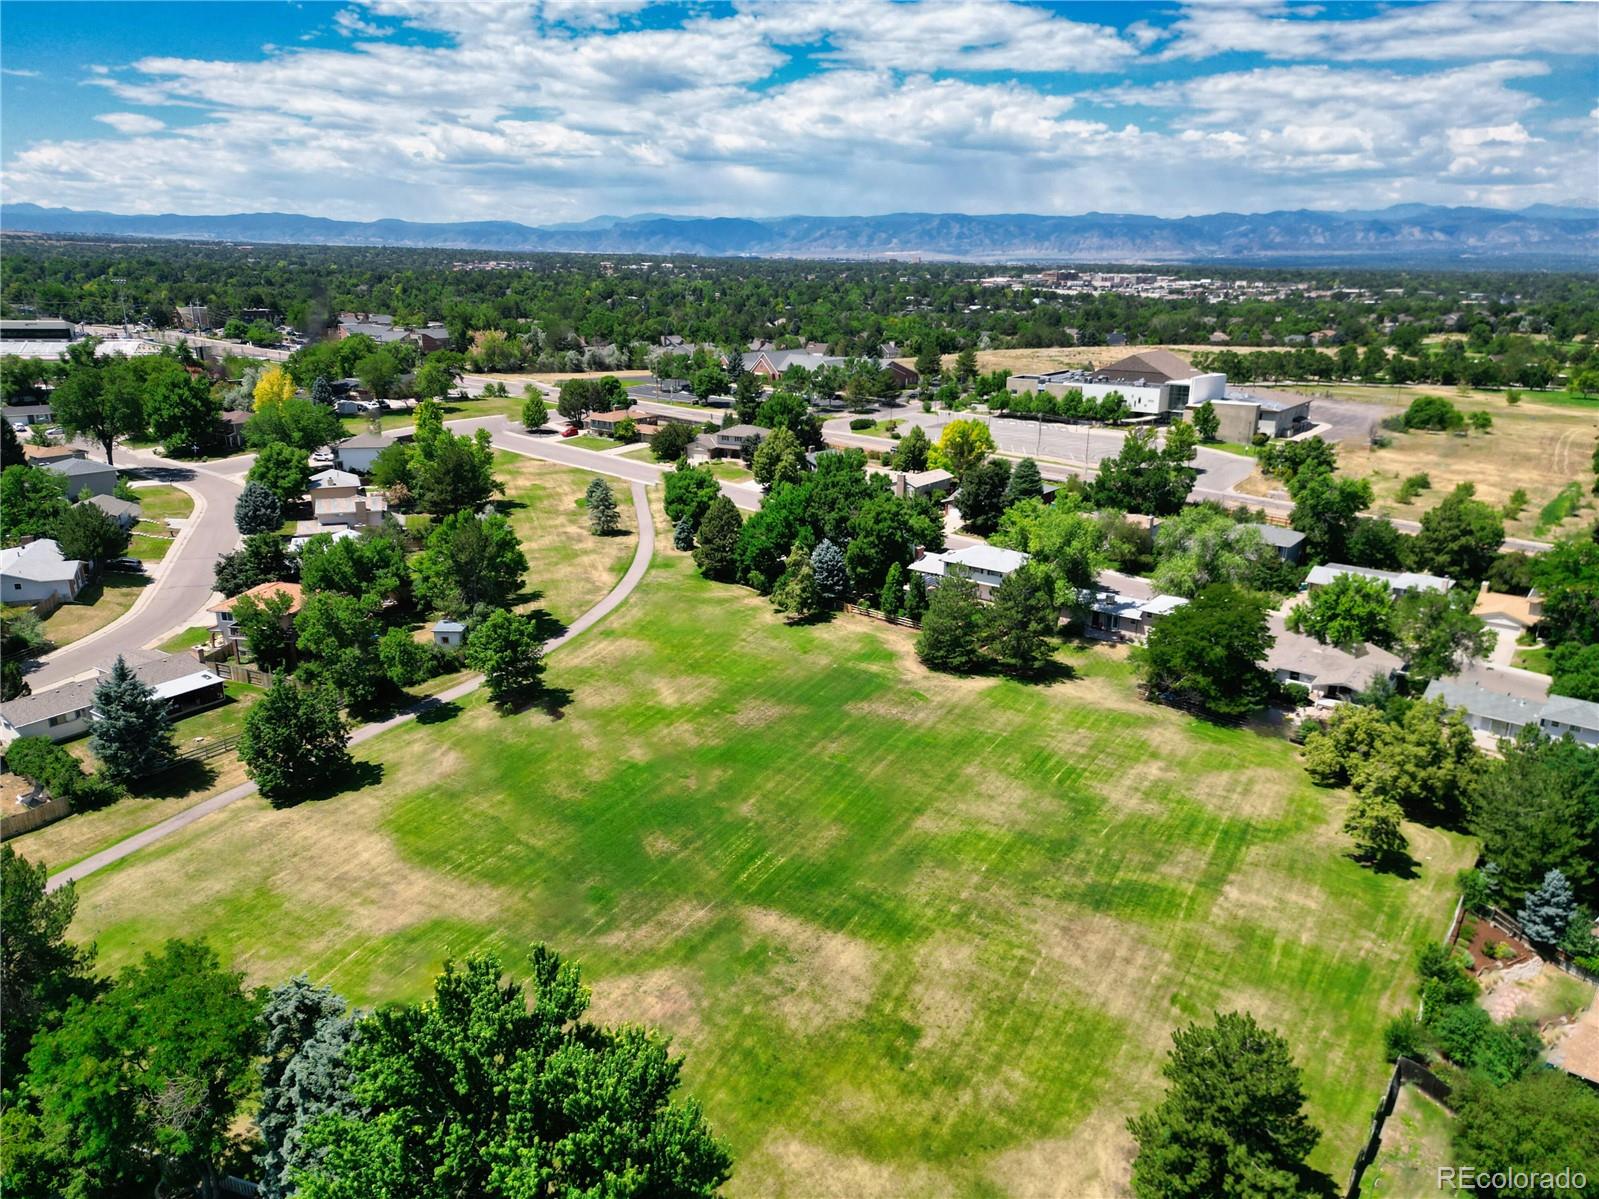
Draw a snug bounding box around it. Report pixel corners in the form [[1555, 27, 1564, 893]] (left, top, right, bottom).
[[339, 432, 395, 449], [0, 539, 81, 583], [210, 580, 304, 614], [0, 653, 221, 728], [1306, 563, 1452, 594], [1267, 612, 1403, 691], [42, 456, 115, 478]]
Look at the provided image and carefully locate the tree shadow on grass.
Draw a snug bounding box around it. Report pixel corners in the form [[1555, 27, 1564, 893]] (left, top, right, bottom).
[[1352, 848, 1422, 880], [414, 699, 462, 725], [524, 606, 568, 643], [490, 684, 574, 721], [131, 759, 218, 801], [267, 759, 384, 809], [1004, 657, 1079, 687]]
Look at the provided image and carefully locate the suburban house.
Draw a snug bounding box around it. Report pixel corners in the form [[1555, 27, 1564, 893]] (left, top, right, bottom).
[[42, 456, 117, 498], [308, 468, 361, 499], [0, 539, 86, 604], [4, 403, 53, 428], [209, 581, 305, 657], [0, 651, 226, 749], [334, 432, 395, 474], [313, 491, 389, 529], [893, 468, 955, 501], [215, 409, 249, 450], [20, 444, 84, 465], [433, 620, 465, 648], [585, 408, 640, 436], [1006, 350, 1226, 419], [1255, 524, 1306, 563], [1425, 675, 1599, 748], [85, 494, 141, 530], [288, 527, 357, 553], [333, 313, 451, 353], [910, 544, 1030, 603], [1081, 571, 1189, 643], [1305, 563, 1452, 597], [1265, 612, 1403, 703], [710, 424, 765, 458], [739, 350, 919, 395], [1472, 588, 1542, 640]]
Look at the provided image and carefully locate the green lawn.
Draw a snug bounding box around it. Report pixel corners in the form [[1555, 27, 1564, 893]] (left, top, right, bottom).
[[131, 483, 194, 524], [707, 460, 754, 483], [1533, 481, 1587, 536], [126, 532, 175, 561], [563, 434, 616, 451], [492, 452, 638, 627], [159, 626, 213, 654], [1362, 1085, 1455, 1198], [337, 391, 526, 436], [39, 572, 151, 647], [1206, 441, 1258, 458], [69, 524, 1473, 1197], [1513, 644, 1553, 675]]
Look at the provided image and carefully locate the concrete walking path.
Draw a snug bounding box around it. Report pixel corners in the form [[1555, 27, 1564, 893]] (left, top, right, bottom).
[[48, 481, 654, 892]]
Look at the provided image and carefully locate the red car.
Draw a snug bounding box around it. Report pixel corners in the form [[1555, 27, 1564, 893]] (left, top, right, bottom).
[[561, 425, 580, 437]]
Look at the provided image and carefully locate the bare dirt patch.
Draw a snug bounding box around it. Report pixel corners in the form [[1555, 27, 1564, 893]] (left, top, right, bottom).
[[586, 964, 705, 1048], [741, 1135, 960, 1199], [742, 907, 879, 1034], [986, 1107, 1137, 1199]]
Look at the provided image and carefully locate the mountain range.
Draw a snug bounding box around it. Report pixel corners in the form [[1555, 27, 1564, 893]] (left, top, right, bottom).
[[4, 202, 1596, 265]]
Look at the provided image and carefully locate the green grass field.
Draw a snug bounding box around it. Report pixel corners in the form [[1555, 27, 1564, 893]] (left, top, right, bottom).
[[1534, 481, 1588, 536], [39, 571, 151, 646], [159, 626, 212, 654], [131, 483, 194, 524], [66, 510, 1473, 1197], [563, 434, 617, 451]]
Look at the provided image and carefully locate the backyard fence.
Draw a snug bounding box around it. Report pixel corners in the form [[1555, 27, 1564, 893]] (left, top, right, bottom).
[[1345, 1057, 1454, 1199], [0, 794, 72, 840], [213, 662, 277, 688], [1477, 906, 1599, 988], [31, 592, 66, 621], [842, 603, 920, 629], [219, 1176, 261, 1196], [173, 734, 242, 764]]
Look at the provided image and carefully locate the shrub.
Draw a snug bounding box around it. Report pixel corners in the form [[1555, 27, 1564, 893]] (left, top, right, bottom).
[[1403, 394, 1464, 431], [849, 417, 875, 431], [1505, 389, 1521, 405], [1502, 488, 1528, 519], [1383, 1014, 1427, 1061], [3, 736, 119, 809], [1396, 472, 1433, 503], [1250, 431, 1269, 447]]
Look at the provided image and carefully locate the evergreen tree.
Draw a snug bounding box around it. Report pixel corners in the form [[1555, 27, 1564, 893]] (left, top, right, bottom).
[[693, 495, 742, 582], [672, 515, 695, 552], [1, 416, 24, 470], [89, 656, 176, 783], [985, 565, 1058, 676], [1004, 457, 1044, 506], [235, 481, 284, 536], [904, 571, 929, 621], [240, 680, 351, 801], [1191, 400, 1220, 442], [585, 477, 620, 535], [1128, 1012, 1327, 1199], [879, 562, 905, 617], [954, 346, 978, 384], [916, 571, 984, 672], [1518, 869, 1577, 942], [309, 375, 334, 407], [258, 977, 361, 1199], [914, 340, 941, 383], [809, 538, 848, 602], [889, 424, 930, 472], [771, 557, 821, 623], [958, 457, 1012, 535]]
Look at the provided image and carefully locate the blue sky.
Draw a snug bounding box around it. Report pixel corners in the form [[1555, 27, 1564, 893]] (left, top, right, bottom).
[[2, 1, 1595, 223]]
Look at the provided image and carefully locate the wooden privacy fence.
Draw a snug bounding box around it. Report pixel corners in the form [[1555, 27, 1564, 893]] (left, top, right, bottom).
[[1345, 1057, 1454, 1199], [843, 603, 920, 629], [0, 794, 72, 840], [1476, 905, 1599, 988], [213, 662, 277, 688]]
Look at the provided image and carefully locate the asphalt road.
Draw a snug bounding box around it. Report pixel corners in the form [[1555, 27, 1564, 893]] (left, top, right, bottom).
[[47, 481, 654, 892], [24, 446, 247, 689]]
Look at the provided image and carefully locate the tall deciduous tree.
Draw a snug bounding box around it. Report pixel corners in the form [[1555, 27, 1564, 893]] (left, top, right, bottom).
[[0, 464, 69, 544], [930, 418, 995, 478], [413, 511, 528, 616], [1411, 486, 1505, 583], [293, 948, 730, 1198], [1190, 400, 1220, 442], [664, 460, 721, 528], [889, 424, 930, 472], [240, 679, 350, 801], [90, 656, 176, 782], [1135, 583, 1273, 718], [985, 565, 1058, 676], [1342, 792, 1408, 863], [958, 457, 1012, 535], [465, 608, 546, 708], [248, 442, 312, 504], [1286, 572, 1393, 648], [1289, 471, 1373, 565], [1128, 1012, 1328, 1199], [50, 363, 144, 466], [0, 847, 100, 1088]]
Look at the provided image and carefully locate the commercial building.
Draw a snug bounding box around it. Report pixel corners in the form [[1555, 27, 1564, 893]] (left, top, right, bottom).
[[1005, 350, 1225, 419]]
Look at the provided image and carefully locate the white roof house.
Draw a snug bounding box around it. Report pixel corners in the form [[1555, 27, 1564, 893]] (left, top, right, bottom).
[[1305, 563, 1451, 596], [0, 539, 86, 604], [911, 544, 1029, 601], [0, 651, 225, 748], [1081, 572, 1189, 642], [309, 468, 361, 493], [1425, 678, 1599, 748]]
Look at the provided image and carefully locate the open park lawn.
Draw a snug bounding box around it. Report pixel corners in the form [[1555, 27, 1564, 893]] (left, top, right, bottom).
[[494, 452, 638, 626], [16, 682, 264, 872], [39, 571, 150, 647], [66, 527, 1472, 1197]]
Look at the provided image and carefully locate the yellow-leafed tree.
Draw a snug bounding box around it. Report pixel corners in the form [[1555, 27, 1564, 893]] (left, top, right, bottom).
[[253, 364, 296, 410]]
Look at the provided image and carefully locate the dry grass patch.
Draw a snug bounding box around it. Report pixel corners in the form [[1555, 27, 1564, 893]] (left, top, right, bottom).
[[587, 964, 706, 1048], [742, 907, 880, 1034], [742, 1136, 961, 1199]]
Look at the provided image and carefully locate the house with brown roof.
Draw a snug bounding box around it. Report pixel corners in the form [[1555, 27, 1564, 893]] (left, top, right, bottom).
[[208, 581, 304, 657]]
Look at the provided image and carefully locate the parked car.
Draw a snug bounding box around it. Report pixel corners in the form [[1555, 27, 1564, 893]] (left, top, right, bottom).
[[561, 425, 580, 438], [106, 558, 145, 574]]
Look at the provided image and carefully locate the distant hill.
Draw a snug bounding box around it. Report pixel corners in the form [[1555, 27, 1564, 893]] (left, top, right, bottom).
[[4, 201, 1595, 265]]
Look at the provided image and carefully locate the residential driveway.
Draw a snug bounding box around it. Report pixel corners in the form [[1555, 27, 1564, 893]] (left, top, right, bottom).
[[24, 445, 247, 689], [48, 480, 655, 892]]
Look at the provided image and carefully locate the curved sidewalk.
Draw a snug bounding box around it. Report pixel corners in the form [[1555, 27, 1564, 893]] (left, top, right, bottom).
[[48, 480, 654, 892]]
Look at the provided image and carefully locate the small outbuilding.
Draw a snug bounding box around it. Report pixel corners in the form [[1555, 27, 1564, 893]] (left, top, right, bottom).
[[433, 619, 466, 648]]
